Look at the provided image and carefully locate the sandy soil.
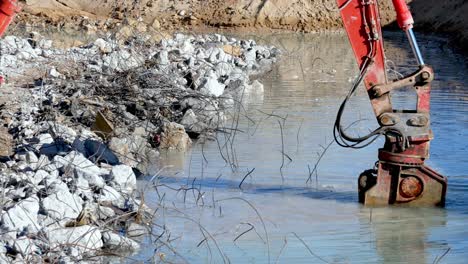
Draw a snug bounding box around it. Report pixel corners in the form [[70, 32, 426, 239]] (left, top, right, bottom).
[[18, 0, 395, 31], [14, 0, 467, 47]]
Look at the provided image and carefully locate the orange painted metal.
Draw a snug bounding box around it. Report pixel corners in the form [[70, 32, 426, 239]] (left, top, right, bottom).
[[336, 0, 391, 117], [391, 0, 414, 30], [337, 0, 447, 206], [0, 0, 19, 37]]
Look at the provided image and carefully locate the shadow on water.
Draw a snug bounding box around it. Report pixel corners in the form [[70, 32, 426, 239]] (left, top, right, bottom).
[[151, 175, 359, 203]]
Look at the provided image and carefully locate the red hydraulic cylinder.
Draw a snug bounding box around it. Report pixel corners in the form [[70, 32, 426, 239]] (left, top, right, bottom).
[[392, 0, 425, 65], [392, 0, 414, 30], [0, 0, 20, 37]]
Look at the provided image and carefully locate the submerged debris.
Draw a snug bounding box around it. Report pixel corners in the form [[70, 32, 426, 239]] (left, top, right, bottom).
[[0, 32, 279, 262]]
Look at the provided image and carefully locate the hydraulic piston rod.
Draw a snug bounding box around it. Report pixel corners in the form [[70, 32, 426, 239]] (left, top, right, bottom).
[[406, 28, 425, 66], [392, 0, 425, 65]]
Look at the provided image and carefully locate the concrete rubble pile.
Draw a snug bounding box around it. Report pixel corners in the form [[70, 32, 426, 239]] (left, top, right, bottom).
[[0, 32, 279, 262]]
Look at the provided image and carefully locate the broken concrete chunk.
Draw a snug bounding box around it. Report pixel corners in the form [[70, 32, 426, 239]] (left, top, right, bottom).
[[47, 225, 103, 251], [13, 237, 40, 256], [42, 190, 83, 220], [47, 122, 77, 144], [94, 38, 114, 53], [108, 137, 136, 167], [54, 151, 105, 187], [48, 67, 61, 78], [102, 231, 140, 251], [103, 50, 143, 72], [126, 223, 147, 238], [110, 164, 137, 194], [36, 133, 54, 148], [1, 196, 40, 232], [155, 49, 169, 66], [244, 49, 257, 65], [38, 39, 53, 49], [97, 206, 115, 220], [159, 122, 192, 151], [31, 170, 49, 185], [200, 76, 225, 97], [98, 185, 126, 209], [180, 109, 198, 129]]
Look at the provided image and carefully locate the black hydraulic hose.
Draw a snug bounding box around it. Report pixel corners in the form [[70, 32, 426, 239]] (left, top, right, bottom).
[[333, 48, 380, 148], [333, 41, 405, 149], [333, 2, 408, 150]]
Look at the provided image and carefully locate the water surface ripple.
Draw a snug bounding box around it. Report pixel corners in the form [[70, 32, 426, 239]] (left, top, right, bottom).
[[141, 32, 467, 264]]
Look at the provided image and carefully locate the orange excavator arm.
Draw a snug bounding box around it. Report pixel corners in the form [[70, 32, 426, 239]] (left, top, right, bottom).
[[0, 0, 19, 37], [335, 0, 447, 206]]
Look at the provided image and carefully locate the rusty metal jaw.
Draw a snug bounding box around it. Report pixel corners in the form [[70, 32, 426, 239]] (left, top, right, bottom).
[[359, 137, 447, 207], [360, 162, 447, 207], [357, 63, 447, 207]]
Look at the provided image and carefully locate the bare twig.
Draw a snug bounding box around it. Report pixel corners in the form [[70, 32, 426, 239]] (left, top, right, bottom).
[[239, 168, 256, 190], [292, 232, 329, 264], [433, 247, 451, 264], [217, 197, 271, 264]]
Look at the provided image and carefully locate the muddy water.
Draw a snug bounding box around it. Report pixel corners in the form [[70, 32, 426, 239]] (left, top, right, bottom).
[[140, 32, 468, 263]]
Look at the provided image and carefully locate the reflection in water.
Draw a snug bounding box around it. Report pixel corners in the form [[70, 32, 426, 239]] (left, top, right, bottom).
[[141, 32, 468, 263], [361, 208, 447, 264]]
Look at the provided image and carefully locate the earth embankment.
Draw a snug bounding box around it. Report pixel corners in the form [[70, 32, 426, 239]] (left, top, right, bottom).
[[18, 0, 468, 47]]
